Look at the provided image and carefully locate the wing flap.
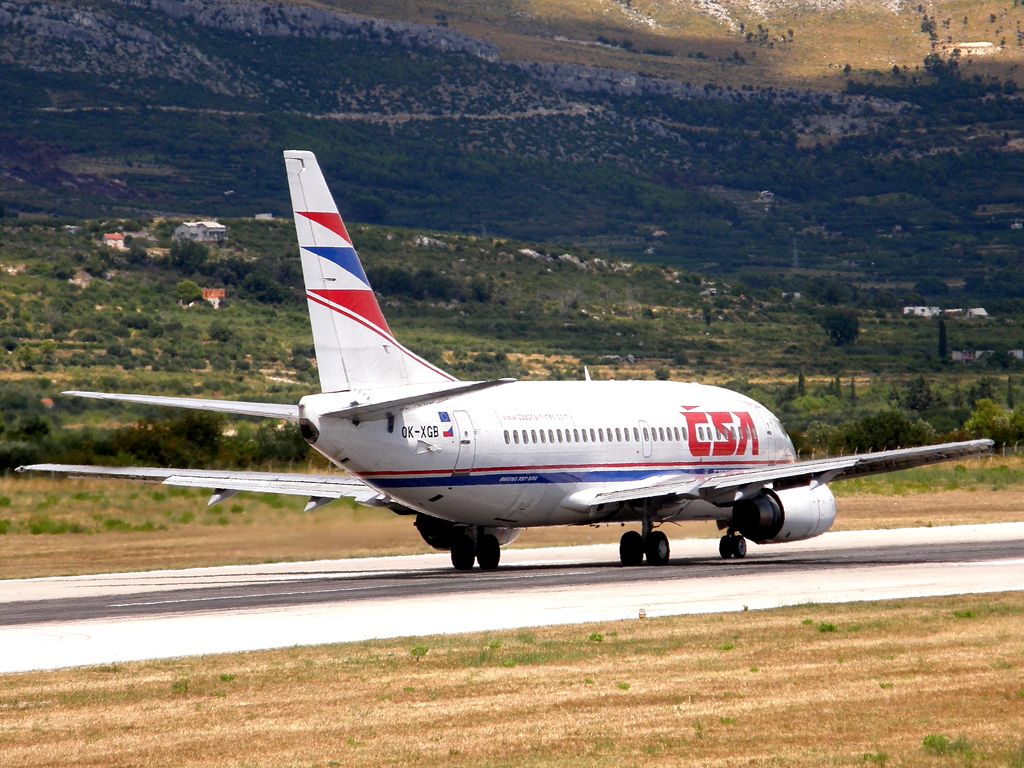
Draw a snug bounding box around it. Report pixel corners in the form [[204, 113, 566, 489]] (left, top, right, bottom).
[[63, 391, 300, 420]]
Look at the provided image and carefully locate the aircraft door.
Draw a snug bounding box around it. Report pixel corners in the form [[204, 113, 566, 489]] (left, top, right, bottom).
[[753, 406, 776, 461], [638, 420, 653, 458], [452, 410, 475, 474]]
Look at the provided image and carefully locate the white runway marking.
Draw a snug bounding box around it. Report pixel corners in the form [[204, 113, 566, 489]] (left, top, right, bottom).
[[1, 523, 1022, 674]]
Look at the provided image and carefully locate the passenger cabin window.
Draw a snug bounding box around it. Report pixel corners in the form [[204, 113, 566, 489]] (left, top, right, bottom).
[[531, 429, 538, 443], [513, 430, 520, 444], [623, 428, 630, 442], [615, 428, 622, 442], [633, 427, 640, 441], [643, 427, 650, 441], [598, 429, 604, 443], [652, 429, 658, 442], [504, 430, 510, 445], [548, 429, 555, 443], [574, 429, 580, 442], [557, 429, 563, 443], [674, 427, 681, 441], [659, 427, 665, 441]]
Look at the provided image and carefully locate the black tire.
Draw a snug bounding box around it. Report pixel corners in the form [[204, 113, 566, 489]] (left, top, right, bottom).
[[451, 535, 476, 571], [733, 536, 747, 559], [619, 530, 644, 566], [476, 534, 501, 570], [644, 530, 670, 566], [719, 536, 734, 559]]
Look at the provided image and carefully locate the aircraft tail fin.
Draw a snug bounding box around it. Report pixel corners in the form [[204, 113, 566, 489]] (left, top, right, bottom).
[[283, 150, 454, 392]]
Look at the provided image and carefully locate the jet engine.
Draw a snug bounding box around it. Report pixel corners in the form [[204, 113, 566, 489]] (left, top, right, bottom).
[[730, 485, 836, 543], [413, 513, 521, 550]]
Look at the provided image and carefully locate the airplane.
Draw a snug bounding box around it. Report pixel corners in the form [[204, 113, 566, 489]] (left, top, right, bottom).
[[20, 150, 993, 571]]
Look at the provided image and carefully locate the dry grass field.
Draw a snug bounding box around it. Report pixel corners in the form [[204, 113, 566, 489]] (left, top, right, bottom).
[[2, 456, 1024, 579], [1, 592, 1022, 767]]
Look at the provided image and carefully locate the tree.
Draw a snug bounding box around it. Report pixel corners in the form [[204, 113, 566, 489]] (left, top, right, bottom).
[[840, 411, 936, 453], [938, 319, 948, 360], [797, 371, 806, 395], [819, 309, 859, 346], [15, 345, 39, 370], [170, 239, 209, 273], [176, 280, 203, 305], [964, 399, 1016, 446], [904, 376, 933, 412]]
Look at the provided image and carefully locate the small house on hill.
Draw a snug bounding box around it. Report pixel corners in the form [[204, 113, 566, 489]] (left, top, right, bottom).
[[202, 288, 226, 309], [103, 233, 126, 250], [174, 221, 227, 243], [952, 350, 994, 363]]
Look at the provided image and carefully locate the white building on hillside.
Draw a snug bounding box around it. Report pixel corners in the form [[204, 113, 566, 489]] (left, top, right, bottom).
[[174, 221, 227, 243], [903, 306, 941, 317]]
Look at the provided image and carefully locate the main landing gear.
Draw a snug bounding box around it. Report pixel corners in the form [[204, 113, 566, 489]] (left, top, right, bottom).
[[618, 529, 670, 566], [450, 531, 501, 571], [719, 532, 747, 559]]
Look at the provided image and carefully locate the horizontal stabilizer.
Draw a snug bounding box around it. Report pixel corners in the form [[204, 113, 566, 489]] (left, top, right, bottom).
[[63, 391, 300, 420], [323, 378, 515, 422]]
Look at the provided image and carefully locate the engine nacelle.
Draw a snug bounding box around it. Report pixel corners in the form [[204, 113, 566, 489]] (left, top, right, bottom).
[[731, 486, 836, 544], [413, 513, 522, 550]]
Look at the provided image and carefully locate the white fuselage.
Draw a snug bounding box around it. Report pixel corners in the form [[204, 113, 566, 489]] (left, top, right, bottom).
[[300, 380, 798, 530]]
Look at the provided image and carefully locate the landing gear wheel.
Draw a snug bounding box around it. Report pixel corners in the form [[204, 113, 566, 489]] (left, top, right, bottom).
[[476, 534, 501, 570], [619, 530, 644, 567], [719, 535, 734, 559], [733, 536, 747, 559], [644, 530, 670, 566], [451, 535, 476, 571]]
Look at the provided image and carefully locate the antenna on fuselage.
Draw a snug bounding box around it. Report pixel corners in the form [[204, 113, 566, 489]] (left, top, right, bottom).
[[584, 366, 592, 382]]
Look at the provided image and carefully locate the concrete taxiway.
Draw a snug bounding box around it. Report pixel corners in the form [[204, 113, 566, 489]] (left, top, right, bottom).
[[1, 522, 1022, 674]]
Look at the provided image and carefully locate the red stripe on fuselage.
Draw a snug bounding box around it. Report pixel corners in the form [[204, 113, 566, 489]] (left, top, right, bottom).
[[298, 211, 353, 245]]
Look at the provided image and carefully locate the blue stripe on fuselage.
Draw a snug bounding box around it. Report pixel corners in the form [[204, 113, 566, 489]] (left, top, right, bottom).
[[367, 465, 764, 489]]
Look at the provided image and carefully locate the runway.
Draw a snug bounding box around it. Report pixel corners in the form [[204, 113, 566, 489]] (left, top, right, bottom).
[[1, 522, 1023, 674]]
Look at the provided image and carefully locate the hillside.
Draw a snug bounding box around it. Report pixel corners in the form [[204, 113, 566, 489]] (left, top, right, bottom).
[[1, 0, 1023, 299]]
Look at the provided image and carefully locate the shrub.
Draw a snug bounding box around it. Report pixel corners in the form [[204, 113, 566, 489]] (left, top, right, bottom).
[[817, 622, 838, 633], [588, 633, 604, 643]]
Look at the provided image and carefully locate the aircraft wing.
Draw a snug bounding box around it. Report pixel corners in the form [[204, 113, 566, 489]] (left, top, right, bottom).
[[63, 391, 300, 420], [591, 439, 994, 507], [16, 464, 393, 510]]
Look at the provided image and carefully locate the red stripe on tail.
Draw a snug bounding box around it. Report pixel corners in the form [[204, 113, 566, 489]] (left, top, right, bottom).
[[298, 212, 353, 245], [309, 289, 391, 334]]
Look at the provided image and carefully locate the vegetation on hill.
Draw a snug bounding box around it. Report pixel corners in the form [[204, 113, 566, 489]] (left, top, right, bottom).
[[1, 0, 1023, 304], [3, 216, 1024, 470]]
